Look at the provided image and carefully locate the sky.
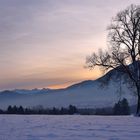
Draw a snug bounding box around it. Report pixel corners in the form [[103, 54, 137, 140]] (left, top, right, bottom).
[[0, 0, 140, 90]]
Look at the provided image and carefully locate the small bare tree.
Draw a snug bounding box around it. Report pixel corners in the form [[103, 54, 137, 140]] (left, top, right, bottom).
[[86, 4, 140, 115]]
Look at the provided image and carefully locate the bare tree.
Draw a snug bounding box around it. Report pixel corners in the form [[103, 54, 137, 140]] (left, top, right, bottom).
[[86, 4, 140, 115]]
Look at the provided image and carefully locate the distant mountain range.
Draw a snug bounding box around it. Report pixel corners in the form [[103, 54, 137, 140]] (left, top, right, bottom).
[[0, 68, 137, 109]]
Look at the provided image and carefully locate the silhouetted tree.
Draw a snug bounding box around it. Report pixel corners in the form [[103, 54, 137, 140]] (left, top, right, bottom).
[[52, 107, 59, 114], [18, 106, 24, 114], [7, 105, 13, 114], [113, 101, 121, 115], [13, 105, 18, 114], [113, 98, 130, 115], [86, 4, 140, 115], [68, 105, 77, 114], [121, 98, 130, 115]]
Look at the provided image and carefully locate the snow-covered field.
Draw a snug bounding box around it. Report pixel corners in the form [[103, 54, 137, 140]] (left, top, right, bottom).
[[0, 115, 140, 140]]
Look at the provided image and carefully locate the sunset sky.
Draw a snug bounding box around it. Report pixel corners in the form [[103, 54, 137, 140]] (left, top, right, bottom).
[[0, 0, 140, 90]]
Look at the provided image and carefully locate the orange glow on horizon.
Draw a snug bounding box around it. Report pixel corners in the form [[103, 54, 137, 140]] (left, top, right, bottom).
[[47, 68, 102, 89], [47, 83, 74, 89]]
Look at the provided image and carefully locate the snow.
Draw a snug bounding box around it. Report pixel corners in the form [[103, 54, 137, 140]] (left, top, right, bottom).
[[0, 115, 140, 140]]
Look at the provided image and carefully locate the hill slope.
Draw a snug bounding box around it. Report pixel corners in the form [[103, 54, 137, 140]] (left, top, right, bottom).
[[0, 68, 136, 109]]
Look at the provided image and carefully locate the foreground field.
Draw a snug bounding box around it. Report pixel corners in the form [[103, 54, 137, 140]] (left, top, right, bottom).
[[0, 115, 140, 140]]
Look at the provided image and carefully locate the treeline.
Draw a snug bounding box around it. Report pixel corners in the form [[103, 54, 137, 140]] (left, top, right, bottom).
[[0, 98, 131, 115], [95, 98, 130, 115], [0, 105, 78, 115]]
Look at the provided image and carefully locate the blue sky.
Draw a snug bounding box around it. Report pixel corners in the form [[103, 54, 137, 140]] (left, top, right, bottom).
[[0, 0, 140, 90]]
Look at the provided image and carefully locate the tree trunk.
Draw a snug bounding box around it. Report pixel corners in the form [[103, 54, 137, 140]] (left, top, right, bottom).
[[136, 96, 140, 115], [136, 85, 140, 115]]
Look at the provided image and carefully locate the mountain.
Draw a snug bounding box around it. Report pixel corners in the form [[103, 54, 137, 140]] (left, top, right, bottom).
[[13, 88, 50, 94], [0, 68, 137, 109]]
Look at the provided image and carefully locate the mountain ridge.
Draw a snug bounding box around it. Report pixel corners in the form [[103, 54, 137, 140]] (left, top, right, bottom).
[[0, 67, 137, 109]]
